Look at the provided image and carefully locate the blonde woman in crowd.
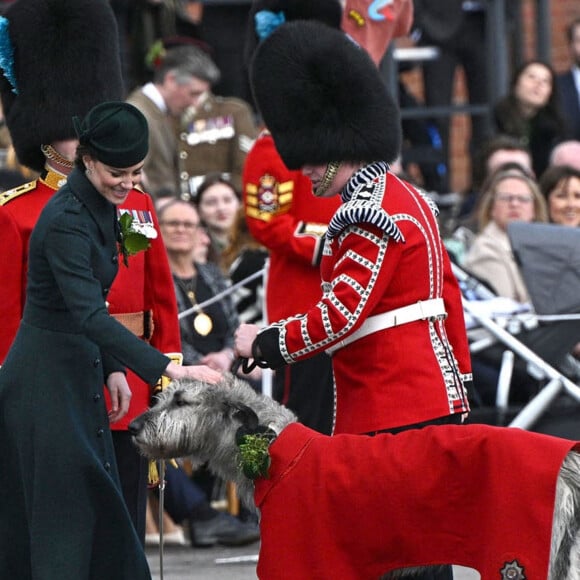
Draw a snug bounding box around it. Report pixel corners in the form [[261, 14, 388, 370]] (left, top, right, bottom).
[[464, 169, 548, 303]]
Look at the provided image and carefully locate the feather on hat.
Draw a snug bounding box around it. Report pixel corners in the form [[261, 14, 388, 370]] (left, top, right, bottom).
[[244, 0, 342, 66]]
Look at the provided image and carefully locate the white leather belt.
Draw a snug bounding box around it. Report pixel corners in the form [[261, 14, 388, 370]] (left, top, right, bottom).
[[326, 298, 446, 355]]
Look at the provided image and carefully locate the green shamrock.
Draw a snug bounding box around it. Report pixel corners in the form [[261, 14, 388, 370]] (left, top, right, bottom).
[[118, 212, 151, 267]]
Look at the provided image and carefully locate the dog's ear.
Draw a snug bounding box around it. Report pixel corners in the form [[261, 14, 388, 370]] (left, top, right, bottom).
[[229, 403, 260, 431]]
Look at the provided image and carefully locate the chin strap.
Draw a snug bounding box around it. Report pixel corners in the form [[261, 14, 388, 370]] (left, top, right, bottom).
[[313, 161, 341, 197]]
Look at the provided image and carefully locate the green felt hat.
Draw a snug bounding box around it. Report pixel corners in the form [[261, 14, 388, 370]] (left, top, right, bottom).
[[74, 102, 149, 168]]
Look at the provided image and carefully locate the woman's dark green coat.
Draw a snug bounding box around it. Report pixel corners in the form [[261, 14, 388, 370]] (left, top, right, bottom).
[[0, 169, 170, 579]]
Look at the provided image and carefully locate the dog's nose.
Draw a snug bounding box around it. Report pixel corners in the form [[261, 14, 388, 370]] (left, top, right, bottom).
[[128, 417, 143, 435]]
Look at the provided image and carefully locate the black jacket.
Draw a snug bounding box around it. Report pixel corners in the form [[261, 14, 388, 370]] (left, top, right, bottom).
[[556, 70, 580, 141]]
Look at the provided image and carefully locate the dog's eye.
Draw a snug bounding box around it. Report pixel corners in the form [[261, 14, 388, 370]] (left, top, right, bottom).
[[172, 390, 188, 407]]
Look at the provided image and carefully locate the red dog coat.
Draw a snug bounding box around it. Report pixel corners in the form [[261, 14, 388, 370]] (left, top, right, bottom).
[[255, 423, 579, 579]]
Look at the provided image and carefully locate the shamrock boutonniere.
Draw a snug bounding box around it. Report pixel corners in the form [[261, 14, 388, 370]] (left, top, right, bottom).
[[235, 426, 277, 480], [118, 212, 157, 267]]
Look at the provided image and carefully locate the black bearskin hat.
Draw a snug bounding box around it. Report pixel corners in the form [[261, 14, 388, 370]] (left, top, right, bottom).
[[244, 0, 342, 67], [0, 0, 124, 172], [250, 21, 402, 170]]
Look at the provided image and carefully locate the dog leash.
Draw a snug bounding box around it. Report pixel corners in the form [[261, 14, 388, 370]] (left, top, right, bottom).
[[230, 356, 260, 375]]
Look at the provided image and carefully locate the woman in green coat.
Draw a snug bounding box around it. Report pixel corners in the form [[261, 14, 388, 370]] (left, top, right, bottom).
[[0, 102, 221, 579]]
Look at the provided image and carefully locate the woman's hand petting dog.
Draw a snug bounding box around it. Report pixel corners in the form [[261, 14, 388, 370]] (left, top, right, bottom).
[[165, 361, 222, 384]]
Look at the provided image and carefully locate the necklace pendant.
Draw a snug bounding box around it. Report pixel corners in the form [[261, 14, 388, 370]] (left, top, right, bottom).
[[193, 312, 213, 336]]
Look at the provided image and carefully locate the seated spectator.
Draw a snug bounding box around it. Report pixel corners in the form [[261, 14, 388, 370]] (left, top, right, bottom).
[[194, 173, 241, 263], [462, 169, 580, 405], [463, 169, 548, 303], [158, 197, 239, 371], [461, 170, 558, 406], [549, 140, 580, 170], [447, 137, 534, 264], [493, 60, 567, 178], [539, 164, 580, 227]]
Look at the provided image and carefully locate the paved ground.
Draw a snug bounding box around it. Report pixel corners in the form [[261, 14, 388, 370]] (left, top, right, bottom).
[[145, 544, 481, 579], [146, 543, 260, 580]]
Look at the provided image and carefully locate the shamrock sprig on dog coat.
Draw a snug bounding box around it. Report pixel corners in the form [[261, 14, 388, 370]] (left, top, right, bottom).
[[236, 425, 277, 480]]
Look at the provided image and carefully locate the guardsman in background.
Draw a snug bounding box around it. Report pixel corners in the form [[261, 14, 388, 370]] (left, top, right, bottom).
[[242, 0, 343, 434], [0, 0, 181, 544]]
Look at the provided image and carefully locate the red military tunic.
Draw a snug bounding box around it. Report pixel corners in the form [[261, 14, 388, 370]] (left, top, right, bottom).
[[255, 422, 579, 580], [256, 162, 471, 434], [243, 130, 341, 322], [0, 168, 180, 427], [103, 190, 181, 429], [0, 171, 65, 362]]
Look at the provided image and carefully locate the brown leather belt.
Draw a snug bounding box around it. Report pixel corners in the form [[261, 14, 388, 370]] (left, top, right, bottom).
[[111, 310, 154, 341]]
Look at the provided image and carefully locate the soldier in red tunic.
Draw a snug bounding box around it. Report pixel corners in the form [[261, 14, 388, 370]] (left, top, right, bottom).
[[237, 22, 471, 579], [243, 0, 343, 434], [0, 0, 181, 543], [237, 22, 471, 436], [243, 130, 341, 433]]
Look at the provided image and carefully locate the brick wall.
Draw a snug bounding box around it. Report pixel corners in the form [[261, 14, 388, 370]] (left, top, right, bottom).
[[400, 2, 580, 193]]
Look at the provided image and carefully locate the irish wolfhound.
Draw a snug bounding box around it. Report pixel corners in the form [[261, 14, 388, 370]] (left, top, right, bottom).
[[130, 377, 580, 580]]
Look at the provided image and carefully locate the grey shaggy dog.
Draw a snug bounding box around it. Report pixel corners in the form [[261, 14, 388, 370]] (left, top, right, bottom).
[[130, 376, 580, 580], [131, 376, 296, 509]]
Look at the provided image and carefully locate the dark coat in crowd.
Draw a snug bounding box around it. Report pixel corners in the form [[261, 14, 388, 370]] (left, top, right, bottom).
[[556, 70, 580, 141]]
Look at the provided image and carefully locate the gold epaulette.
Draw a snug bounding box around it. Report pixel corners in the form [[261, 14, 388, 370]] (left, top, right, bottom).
[[0, 180, 37, 206]]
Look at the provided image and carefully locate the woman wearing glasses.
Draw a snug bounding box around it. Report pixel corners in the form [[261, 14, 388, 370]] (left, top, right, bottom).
[[158, 198, 239, 371], [464, 168, 548, 302]]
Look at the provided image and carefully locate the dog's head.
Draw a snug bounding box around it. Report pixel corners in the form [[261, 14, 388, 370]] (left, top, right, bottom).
[[129, 376, 269, 462]]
